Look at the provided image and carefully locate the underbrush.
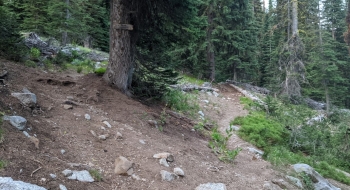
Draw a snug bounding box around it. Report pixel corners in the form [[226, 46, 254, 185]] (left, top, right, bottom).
[[232, 96, 350, 185], [162, 89, 199, 118], [179, 74, 205, 86]]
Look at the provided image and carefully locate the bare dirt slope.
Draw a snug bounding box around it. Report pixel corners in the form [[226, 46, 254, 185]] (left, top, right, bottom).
[[0, 59, 345, 190]]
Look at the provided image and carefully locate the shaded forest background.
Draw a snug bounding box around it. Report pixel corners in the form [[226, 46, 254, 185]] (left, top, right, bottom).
[[1, 0, 350, 109]]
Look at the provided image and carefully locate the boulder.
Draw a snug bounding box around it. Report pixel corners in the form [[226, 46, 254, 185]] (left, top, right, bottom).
[[3, 115, 27, 130], [160, 170, 177, 182], [114, 156, 134, 175], [195, 183, 227, 190], [11, 88, 37, 107], [0, 177, 46, 190], [293, 164, 340, 190]]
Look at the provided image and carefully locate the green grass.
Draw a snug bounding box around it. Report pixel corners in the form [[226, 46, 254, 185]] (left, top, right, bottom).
[[234, 96, 350, 185], [162, 89, 199, 118], [89, 169, 102, 181], [0, 160, 7, 170], [179, 74, 205, 86], [94, 67, 106, 76]]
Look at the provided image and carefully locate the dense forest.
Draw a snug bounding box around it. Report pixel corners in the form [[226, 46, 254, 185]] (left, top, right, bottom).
[[1, 0, 350, 109]]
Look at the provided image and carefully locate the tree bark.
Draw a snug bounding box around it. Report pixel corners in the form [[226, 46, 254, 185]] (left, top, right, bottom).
[[103, 0, 132, 94], [62, 0, 70, 46], [291, 0, 298, 37], [207, 3, 215, 81]]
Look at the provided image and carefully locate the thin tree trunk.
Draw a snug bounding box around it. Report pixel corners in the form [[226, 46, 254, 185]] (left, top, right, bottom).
[[233, 62, 237, 81], [103, 0, 132, 95], [62, 0, 69, 46], [207, 3, 215, 81], [291, 0, 298, 36], [287, 0, 290, 39]]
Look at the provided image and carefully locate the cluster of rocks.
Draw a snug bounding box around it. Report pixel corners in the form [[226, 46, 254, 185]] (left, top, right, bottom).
[[152, 152, 185, 182]]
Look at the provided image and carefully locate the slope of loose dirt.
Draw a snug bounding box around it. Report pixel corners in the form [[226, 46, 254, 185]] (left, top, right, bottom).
[[0, 59, 348, 190]]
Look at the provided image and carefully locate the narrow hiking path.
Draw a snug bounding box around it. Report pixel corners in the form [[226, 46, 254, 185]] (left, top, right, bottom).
[[197, 83, 297, 189]]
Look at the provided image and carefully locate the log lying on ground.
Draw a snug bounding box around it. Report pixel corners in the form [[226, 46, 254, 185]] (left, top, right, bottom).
[[169, 84, 218, 92], [24, 33, 59, 56], [226, 80, 270, 95], [228, 83, 267, 109]]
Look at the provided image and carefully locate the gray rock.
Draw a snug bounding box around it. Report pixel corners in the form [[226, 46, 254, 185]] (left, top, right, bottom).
[[173, 167, 184, 176], [23, 131, 30, 137], [271, 179, 289, 189], [198, 111, 205, 117], [139, 139, 146, 144], [114, 156, 134, 175], [61, 149, 66, 154], [213, 91, 219, 97], [11, 88, 37, 107], [160, 170, 177, 181], [202, 82, 212, 88], [153, 152, 171, 159], [67, 170, 94, 182], [293, 164, 340, 190], [202, 100, 209, 104], [63, 104, 73, 110], [3, 115, 27, 130], [103, 121, 112, 128], [0, 177, 46, 190], [49, 174, 56, 179], [159, 158, 169, 167], [84, 114, 91, 120], [228, 125, 240, 131], [206, 91, 213, 96], [62, 169, 73, 176], [195, 183, 227, 190], [286, 175, 303, 189], [248, 147, 264, 155], [59, 184, 67, 190], [263, 181, 282, 190]]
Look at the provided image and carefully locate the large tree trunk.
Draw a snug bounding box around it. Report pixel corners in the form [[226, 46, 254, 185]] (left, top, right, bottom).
[[103, 0, 132, 94]]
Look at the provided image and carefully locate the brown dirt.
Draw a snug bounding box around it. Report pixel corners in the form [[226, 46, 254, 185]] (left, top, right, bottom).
[[0, 59, 348, 190]]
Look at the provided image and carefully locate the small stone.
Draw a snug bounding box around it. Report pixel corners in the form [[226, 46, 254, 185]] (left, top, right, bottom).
[[174, 167, 184, 176], [228, 125, 240, 131], [85, 114, 91, 120], [116, 132, 123, 139], [67, 170, 94, 182], [50, 174, 56, 179], [195, 183, 227, 190], [62, 169, 73, 177], [90, 130, 97, 137], [198, 111, 205, 117], [131, 174, 141, 180], [63, 104, 73, 110], [98, 134, 109, 140], [114, 156, 134, 175], [29, 136, 39, 149], [166, 155, 174, 162], [148, 120, 158, 127], [213, 91, 219, 97], [153, 152, 170, 159], [159, 158, 169, 167], [101, 126, 106, 130], [139, 139, 146, 144], [3, 115, 27, 130], [59, 184, 68, 190], [160, 170, 177, 181], [271, 179, 288, 189], [23, 131, 30, 137], [202, 100, 209, 104], [103, 121, 112, 128], [61, 149, 66, 154], [286, 175, 303, 189], [206, 91, 213, 96]]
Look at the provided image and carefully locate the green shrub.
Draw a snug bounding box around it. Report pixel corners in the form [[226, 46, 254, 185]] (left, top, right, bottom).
[[162, 89, 199, 117], [76, 66, 83, 73], [237, 113, 287, 149], [94, 68, 106, 76], [89, 169, 102, 181], [53, 51, 73, 65], [30, 48, 40, 60]]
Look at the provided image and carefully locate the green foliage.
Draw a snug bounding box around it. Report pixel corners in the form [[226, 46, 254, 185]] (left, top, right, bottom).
[[236, 112, 286, 149], [162, 89, 199, 117], [89, 169, 102, 181], [300, 172, 315, 190], [53, 51, 73, 65], [0, 6, 28, 61], [76, 66, 83, 73], [209, 127, 241, 163], [94, 68, 106, 76], [30, 48, 40, 60], [179, 75, 205, 86], [0, 160, 7, 170]]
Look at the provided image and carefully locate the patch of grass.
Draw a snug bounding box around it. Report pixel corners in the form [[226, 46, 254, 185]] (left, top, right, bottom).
[[162, 89, 199, 117], [179, 74, 205, 86], [76, 66, 83, 73], [209, 127, 241, 163], [94, 67, 106, 76], [89, 169, 102, 181], [235, 112, 287, 149], [0, 160, 7, 170]]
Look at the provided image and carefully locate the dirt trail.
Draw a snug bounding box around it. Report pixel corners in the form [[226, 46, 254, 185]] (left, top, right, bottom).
[[3, 60, 348, 190]]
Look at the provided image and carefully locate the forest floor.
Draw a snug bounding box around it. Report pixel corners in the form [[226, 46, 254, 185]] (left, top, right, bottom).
[[0, 59, 349, 190]]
